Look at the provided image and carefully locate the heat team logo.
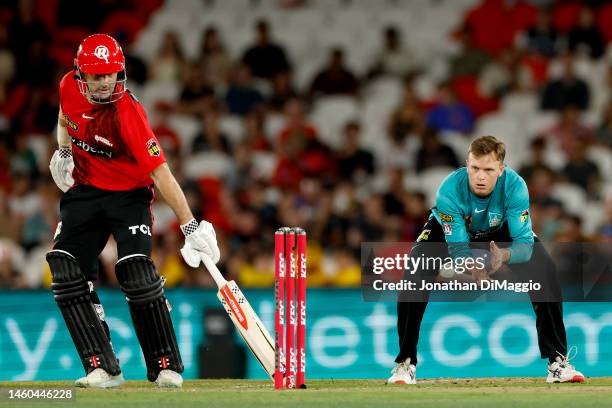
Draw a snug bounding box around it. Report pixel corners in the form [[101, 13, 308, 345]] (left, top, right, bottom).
[[147, 138, 160, 157]]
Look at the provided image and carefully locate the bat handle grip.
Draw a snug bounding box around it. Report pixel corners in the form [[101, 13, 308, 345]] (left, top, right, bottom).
[[200, 253, 227, 288]]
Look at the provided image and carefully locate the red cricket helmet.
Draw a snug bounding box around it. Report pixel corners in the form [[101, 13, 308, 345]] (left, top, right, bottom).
[[74, 34, 127, 103]]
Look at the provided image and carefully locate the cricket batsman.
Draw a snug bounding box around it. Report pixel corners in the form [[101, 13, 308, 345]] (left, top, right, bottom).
[[388, 136, 585, 384], [47, 34, 220, 388]]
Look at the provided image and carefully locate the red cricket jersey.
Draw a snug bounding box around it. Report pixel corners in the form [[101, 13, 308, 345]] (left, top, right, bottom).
[[59, 71, 166, 191]]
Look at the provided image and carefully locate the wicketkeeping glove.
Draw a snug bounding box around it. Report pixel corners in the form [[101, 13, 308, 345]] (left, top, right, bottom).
[[49, 147, 74, 192]]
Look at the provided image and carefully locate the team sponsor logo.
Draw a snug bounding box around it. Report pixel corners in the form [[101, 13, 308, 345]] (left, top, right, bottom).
[[417, 229, 431, 242], [221, 285, 248, 330], [489, 212, 502, 227], [94, 134, 113, 147], [94, 45, 110, 63], [439, 212, 453, 222], [443, 224, 452, 235], [63, 115, 78, 131], [520, 210, 529, 223], [147, 138, 160, 157], [128, 224, 152, 236], [72, 137, 113, 158]]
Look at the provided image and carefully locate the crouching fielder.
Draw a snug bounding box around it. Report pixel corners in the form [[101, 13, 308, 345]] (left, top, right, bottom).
[[47, 34, 219, 388], [389, 136, 585, 385]]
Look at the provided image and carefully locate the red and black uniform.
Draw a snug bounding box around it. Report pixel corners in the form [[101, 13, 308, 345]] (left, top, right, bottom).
[[54, 71, 166, 278]]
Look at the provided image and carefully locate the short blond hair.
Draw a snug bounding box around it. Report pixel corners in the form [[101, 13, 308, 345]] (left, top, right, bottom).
[[468, 136, 506, 162]]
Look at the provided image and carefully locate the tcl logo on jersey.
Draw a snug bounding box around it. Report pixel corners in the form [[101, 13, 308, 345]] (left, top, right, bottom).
[[72, 137, 113, 159], [128, 225, 152, 236], [146, 138, 160, 157]]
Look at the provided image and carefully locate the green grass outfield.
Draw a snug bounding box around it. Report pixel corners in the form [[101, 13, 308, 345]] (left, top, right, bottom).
[[1, 378, 611, 408]]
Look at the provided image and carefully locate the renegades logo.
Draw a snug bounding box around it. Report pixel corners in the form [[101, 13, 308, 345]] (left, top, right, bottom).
[[147, 138, 160, 157]]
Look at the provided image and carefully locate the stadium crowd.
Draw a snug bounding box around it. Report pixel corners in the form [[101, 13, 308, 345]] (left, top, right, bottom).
[[0, 0, 611, 289]]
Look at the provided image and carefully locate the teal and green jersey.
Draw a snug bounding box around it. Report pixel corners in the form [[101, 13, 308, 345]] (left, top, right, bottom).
[[430, 166, 534, 264]]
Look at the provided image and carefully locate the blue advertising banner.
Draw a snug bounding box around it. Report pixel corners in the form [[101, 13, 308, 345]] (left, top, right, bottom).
[[1, 289, 610, 381]]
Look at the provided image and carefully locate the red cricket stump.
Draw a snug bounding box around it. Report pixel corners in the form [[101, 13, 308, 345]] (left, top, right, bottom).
[[296, 228, 307, 388], [274, 229, 286, 389], [285, 230, 296, 388], [274, 227, 307, 390]]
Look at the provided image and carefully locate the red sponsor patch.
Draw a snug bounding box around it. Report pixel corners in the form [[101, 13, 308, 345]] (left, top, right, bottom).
[[221, 285, 248, 330]]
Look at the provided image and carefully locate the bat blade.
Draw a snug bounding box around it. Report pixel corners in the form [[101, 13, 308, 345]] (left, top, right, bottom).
[[217, 280, 275, 379]]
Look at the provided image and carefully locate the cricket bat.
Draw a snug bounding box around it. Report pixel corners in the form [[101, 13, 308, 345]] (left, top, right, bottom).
[[200, 253, 276, 379]]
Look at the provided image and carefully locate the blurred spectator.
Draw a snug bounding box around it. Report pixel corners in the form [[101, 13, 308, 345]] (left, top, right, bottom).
[[0, 26, 16, 87], [272, 98, 333, 189], [401, 191, 428, 241], [595, 102, 612, 148], [518, 137, 550, 181], [21, 182, 58, 250], [389, 79, 424, 142], [540, 54, 590, 111], [368, 26, 417, 79], [225, 64, 264, 116], [198, 26, 232, 87], [336, 121, 374, 182], [0, 239, 27, 288], [0, 187, 20, 242], [176, 61, 215, 117], [309, 48, 359, 98], [415, 127, 460, 173], [525, 8, 559, 57], [478, 48, 533, 98], [242, 20, 290, 80], [554, 213, 592, 242], [13, 88, 57, 134], [7, 0, 48, 71], [124, 47, 148, 85], [426, 82, 475, 134], [152, 232, 188, 287], [19, 38, 57, 86], [562, 138, 600, 196], [449, 27, 491, 78], [383, 168, 407, 217], [599, 196, 612, 241], [462, 0, 537, 56], [150, 31, 184, 83], [10, 135, 39, 179], [267, 71, 297, 112], [241, 111, 271, 152], [541, 105, 592, 155], [192, 111, 231, 154], [567, 7, 604, 59], [151, 103, 182, 155]]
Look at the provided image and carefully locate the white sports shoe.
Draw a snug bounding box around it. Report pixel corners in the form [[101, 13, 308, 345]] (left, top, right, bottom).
[[155, 369, 183, 388], [387, 359, 417, 384], [546, 349, 585, 383], [75, 368, 124, 388]]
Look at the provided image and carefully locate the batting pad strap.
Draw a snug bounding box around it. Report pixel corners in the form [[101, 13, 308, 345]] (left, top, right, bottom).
[[46, 251, 121, 376], [116, 255, 184, 381]]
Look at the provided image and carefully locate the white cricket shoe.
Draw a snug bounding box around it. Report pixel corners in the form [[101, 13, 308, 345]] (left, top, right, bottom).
[[546, 351, 585, 383], [155, 369, 183, 388], [75, 368, 124, 388], [387, 359, 417, 384]]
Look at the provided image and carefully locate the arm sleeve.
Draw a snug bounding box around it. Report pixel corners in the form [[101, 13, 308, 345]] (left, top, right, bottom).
[[506, 177, 535, 264], [119, 97, 166, 174]]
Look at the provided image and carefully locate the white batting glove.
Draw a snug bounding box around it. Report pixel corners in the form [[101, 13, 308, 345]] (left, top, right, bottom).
[[50, 148, 74, 192], [180, 219, 220, 265]]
